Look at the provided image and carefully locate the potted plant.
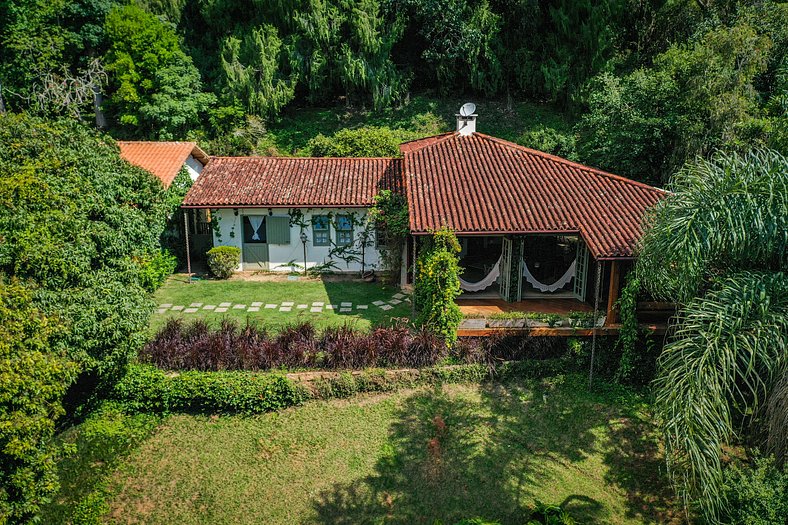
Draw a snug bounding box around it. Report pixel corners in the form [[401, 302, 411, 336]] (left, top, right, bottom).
[[526, 313, 549, 328]]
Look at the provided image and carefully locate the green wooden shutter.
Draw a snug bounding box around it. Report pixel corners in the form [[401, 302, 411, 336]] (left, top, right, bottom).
[[266, 216, 291, 244]]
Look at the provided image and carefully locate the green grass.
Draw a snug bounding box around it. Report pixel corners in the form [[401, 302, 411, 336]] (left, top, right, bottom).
[[51, 376, 677, 524], [150, 274, 411, 333], [268, 95, 576, 155]]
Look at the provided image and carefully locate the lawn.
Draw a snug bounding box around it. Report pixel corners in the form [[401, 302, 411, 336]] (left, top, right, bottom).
[[150, 274, 411, 333], [49, 376, 678, 524]]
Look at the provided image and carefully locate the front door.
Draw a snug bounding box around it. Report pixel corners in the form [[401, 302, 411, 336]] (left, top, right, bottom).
[[242, 215, 269, 270], [573, 240, 589, 302]]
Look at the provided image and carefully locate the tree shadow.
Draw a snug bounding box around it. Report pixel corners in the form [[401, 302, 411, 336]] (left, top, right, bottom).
[[321, 276, 410, 327], [311, 376, 673, 524]]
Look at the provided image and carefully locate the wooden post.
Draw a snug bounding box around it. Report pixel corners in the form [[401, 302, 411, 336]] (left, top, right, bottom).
[[184, 210, 192, 284], [605, 260, 620, 325]]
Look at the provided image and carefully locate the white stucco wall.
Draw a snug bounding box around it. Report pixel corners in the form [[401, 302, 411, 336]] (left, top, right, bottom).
[[211, 207, 383, 273], [184, 155, 204, 182]]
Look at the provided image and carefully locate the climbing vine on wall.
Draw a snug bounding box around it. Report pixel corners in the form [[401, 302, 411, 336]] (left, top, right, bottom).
[[615, 274, 640, 383], [369, 189, 409, 283], [415, 226, 463, 345]]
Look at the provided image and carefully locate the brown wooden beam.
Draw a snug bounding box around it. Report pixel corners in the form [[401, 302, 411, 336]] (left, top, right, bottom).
[[605, 260, 621, 325]]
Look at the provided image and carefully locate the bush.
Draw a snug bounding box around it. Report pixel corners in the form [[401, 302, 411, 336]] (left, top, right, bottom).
[[414, 227, 463, 345], [206, 246, 240, 279], [136, 249, 177, 292], [304, 126, 420, 157], [720, 454, 788, 524], [0, 281, 78, 523]]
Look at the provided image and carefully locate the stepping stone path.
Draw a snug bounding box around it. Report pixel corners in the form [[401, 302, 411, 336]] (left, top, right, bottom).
[[155, 292, 410, 314]]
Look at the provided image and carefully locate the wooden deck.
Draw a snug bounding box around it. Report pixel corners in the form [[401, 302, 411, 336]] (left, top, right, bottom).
[[457, 298, 592, 316]]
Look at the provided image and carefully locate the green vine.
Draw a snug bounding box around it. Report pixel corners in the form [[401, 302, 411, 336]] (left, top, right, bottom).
[[615, 273, 640, 383], [369, 189, 409, 283]]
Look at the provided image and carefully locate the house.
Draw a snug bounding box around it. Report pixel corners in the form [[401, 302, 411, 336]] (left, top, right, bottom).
[[119, 141, 213, 259], [181, 107, 666, 323]]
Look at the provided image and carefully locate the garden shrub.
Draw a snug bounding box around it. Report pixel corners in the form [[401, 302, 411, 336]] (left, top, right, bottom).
[[305, 126, 419, 157], [136, 249, 177, 292], [0, 281, 78, 523], [415, 227, 463, 345], [206, 246, 240, 279], [720, 454, 787, 524]]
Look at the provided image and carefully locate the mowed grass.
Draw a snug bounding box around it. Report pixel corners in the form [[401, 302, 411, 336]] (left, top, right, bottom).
[[150, 274, 410, 333], [103, 376, 676, 524]]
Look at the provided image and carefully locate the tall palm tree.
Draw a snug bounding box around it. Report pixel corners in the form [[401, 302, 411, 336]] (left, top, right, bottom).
[[634, 149, 788, 521]]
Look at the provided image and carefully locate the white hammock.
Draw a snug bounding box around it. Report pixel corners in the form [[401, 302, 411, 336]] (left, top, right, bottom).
[[522, 260, 576, 293], [459, 255, 502, 292]]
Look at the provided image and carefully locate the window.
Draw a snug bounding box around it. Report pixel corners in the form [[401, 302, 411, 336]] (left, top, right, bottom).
[[375, 227, 388, 248], [242, 216, 266, 243], [336, 215, 354, 246], [312, 215, 330, 246]]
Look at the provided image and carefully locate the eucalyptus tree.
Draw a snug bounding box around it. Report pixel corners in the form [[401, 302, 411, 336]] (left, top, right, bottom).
[[635, 149, 788, 521]]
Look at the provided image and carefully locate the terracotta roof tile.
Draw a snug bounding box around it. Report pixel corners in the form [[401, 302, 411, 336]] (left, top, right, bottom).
[[118, 141, 207, 187], [182, 157, 402, 208], [403, 132, 666, 258]]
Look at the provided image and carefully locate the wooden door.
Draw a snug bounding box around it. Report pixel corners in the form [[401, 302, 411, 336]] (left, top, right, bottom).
[[573, 240, 589, 302]]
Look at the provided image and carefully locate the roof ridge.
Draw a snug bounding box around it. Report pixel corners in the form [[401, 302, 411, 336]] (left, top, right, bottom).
[[117, 140, 196, 145], [208, 155, 399, 161], [473, 133, 668, 194]]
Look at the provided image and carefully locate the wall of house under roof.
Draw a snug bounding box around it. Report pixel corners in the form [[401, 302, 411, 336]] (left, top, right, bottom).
[[211, 207, 383, 273], [184, 155, 204, 182]]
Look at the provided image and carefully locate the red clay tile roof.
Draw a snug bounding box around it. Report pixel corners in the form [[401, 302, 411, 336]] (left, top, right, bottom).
[[403, 132, 667, 258], [118, 141, 208, 188], [182, 157, 402, 208]]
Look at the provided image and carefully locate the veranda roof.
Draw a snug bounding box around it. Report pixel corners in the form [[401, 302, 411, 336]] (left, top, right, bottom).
[[402, 132, 667, 259], [182, 156, 402, 208]]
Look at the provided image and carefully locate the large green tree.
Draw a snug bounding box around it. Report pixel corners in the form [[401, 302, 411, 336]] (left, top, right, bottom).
[[103, 3, 215, 139], [634, 149, 788, 521]]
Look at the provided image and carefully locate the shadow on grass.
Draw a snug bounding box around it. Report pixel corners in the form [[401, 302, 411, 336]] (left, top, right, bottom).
[[312, 376, 673, 524], [322, 276, 411, 328]]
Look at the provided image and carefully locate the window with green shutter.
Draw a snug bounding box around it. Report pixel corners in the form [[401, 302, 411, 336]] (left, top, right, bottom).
[[312, 215, 330, 246], [336, 215, 354, 246], [266, 216, 291, 244]]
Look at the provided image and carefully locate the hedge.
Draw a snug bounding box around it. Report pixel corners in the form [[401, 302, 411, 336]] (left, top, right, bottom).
[[112, 359, 567, 414]]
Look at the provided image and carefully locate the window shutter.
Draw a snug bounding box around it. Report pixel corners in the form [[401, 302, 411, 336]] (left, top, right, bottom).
[[266, 216, 291, 244]]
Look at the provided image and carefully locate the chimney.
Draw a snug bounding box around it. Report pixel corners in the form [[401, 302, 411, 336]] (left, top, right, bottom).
[[456, 102, 477, 136]]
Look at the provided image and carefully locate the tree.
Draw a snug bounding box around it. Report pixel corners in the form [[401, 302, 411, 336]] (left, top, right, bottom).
[[220, 25, 297, 119], [0, 114, 170, 381], [304, 126, 419, 157], [634, 149, 788, 521], [0, 280, 78, 523], [103, 3, 215, 139]]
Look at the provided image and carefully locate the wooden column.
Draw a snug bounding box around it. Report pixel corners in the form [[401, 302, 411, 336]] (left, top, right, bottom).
[[605, 260, 620, 325]]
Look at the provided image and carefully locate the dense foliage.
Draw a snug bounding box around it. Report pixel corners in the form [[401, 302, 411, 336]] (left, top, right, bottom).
[[206, 246, 240, 279], [720, 454, 788, 525], [369, 189, 409, 281], [305, 126, 419, 157], [0, 114, 170, 378], [414, 228, 463, 345], [2, 1, 785, 187], [0, 281, 78, 524], [634, 149, 788, 521]]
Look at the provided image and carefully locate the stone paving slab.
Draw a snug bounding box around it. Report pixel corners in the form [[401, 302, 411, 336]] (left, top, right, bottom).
[[233, 304, 247, 309], [159, 303, 173, 308], [341, 302, 352, 307], [189, 302, 203, 308], [325, 305, 335, 310], [389, 299, 402, 305], [312, 302, 324, 307], [184, 308, 199, 313], [393, 293, 406, 299], [219, 302, 232, 307], [339, 308, 352, 313], [297, 304, 308, 309], [282, 302, 294, 307], [310, 307, 322, 313], [248, 307, 260, 312], [251, 302, 263, 307], [372, 300, 386, 306], [215, 307, 228, 313], [156, 308, 167, 314], [203, 305, 216, 310], [357, 305, 368, 310], [264, 304, 277, 309], [380, 304, 393, 311], [171, 305, 184, 311], [279, 306, 292, 312]]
